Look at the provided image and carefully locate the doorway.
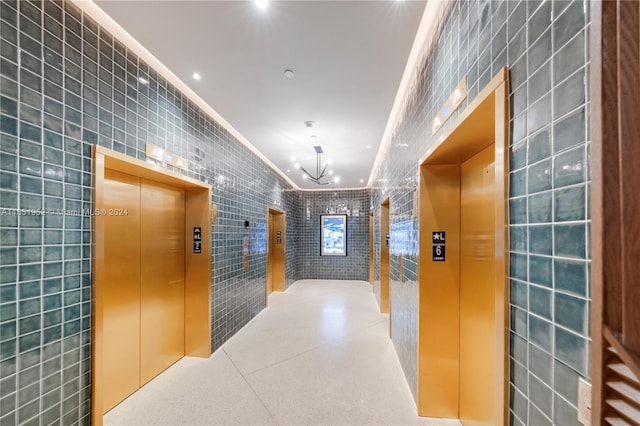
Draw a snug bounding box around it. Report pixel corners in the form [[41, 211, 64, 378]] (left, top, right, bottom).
[[417, 69, 509, 425], [267, 208, 286, 296], [92, 146, 212, 425], [380, 199, 390, 314]]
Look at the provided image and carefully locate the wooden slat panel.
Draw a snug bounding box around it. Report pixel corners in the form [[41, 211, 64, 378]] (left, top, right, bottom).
[[606, 327, 640, 383], [610, 364, 640, 386], [618, 0, 640, 355], [605, 417, 633, 426], [607, 400, 640, 424], [608, 382, 640, 406]]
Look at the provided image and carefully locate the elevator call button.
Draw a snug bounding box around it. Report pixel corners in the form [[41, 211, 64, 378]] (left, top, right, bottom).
[[432, 231, 445, 261], [193, 227, 202, 253]]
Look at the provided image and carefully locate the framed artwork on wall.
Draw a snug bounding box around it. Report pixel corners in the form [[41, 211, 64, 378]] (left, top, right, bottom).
[[320, 214, 347, 256]]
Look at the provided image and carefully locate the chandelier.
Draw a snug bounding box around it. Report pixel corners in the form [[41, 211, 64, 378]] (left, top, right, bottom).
[[295, 146, 335, 185]]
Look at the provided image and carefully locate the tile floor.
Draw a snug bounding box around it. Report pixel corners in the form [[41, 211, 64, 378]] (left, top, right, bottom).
[[104, 279, 461, 425]]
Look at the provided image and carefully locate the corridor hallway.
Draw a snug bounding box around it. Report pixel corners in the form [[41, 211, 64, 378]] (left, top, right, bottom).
[[104, 280, 460, 425]]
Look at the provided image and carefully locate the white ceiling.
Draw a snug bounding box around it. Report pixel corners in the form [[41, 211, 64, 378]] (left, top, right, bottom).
[[94, 0, 426, 189]]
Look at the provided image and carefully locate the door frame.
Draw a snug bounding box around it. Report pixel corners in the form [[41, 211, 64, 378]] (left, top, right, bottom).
[[92, 145, 212, 424], [417, 68, 509, 424]]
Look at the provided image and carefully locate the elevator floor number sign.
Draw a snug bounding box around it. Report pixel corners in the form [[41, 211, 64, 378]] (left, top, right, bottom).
[[193, 227, 202, 254], [432, 231, 445, 261]]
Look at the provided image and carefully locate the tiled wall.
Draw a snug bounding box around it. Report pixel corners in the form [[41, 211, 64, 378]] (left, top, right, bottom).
[[371, 1, 591, 424], [0, 1, 301, 424], [298, 190, 369, 281]]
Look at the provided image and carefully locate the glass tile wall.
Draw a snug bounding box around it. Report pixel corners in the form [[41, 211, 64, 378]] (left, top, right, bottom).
[[0, 1, 300, 424], [370, 1, 591, 424], [298, 190, 370, 281]]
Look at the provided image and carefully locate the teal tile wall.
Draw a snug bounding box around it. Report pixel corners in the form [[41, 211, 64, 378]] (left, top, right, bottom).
[[0, 1, 301, 423], [370, 1, 591, 424], [298, 190, 370, 281]]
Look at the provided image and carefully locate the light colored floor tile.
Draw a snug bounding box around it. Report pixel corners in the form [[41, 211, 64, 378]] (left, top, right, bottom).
[[104, 350, 277, 425], [104, 279, 460, 426]]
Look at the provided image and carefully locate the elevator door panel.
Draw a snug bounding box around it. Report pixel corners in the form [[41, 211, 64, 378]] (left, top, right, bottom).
[[267, 213, 274, 294], [140, 179, 186, 385], [459, 145, 496, 424], [103, 169, 142, 412], [273, 213, 285, 291], [380, 201, 390, 314]]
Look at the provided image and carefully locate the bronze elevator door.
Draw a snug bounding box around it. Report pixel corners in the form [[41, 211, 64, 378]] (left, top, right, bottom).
[[380, 200, 390, 314], [267, 213, 274, 294], [140, 179, 185, 385], [267, 210, 285, 293], [103, 169, 141, 412], [459, 145, 496, 425], [103, 170, 185, 412]]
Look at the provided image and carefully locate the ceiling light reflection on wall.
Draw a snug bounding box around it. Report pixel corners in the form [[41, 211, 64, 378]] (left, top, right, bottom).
[[255, 0, 268, 9]]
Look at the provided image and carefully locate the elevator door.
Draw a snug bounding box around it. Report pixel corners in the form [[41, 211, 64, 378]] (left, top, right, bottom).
[[267, 213, 274, 294], [140, 179, 185, 385], [103, 169, 141, 411], [380, 200, 390, 314], [267, 210, 285, 293], [103, 170, 185, 412], [459, 145, 496, 424]]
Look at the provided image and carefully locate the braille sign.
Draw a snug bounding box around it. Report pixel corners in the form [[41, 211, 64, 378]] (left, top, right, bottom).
[[432, 231, 445, 261], [193, 227, 202, 254]]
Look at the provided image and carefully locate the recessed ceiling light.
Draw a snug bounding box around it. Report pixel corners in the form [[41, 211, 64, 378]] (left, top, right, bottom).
[[287, 169, 291, 173], [367, 145, 372, 149], [255, 0, 268, 8], [333, 177, 340, 183], [284, 69, 294, 78], [360, 179, 364, 183], [192, 72, 201, 81]]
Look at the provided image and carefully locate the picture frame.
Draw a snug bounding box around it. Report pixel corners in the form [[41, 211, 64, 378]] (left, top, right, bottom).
[[320, 214, 347, 256]]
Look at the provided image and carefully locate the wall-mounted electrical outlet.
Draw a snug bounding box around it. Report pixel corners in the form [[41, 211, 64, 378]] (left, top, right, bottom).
[[578, 378, 592, 425]]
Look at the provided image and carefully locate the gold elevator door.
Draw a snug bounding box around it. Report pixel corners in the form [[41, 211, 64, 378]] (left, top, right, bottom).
[[267, 210, 285, 293], [103, 169, 141, 412], [140, 179, 185, 385], [459, 145, 496, 425], [103, 170, 186, 412]]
